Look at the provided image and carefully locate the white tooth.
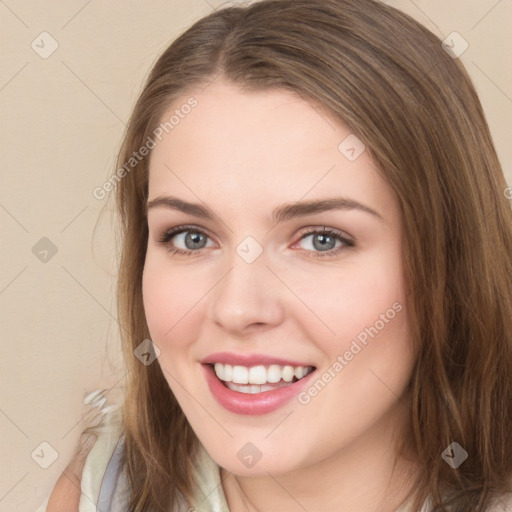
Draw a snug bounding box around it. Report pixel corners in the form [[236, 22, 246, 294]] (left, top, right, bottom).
[[232, 365, 249, 384], [294, 366, 305, 379], [214, 363, 226, 381], [226, 378, 304, 394], [248, 365, 267, 384], [213, 362, 314, 384], [282, 365, 295, 382], [267, 364, 282, 383], [226, 382, 252, 393]]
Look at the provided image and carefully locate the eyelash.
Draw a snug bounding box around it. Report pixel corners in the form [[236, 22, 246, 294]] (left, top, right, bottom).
[[157, 224, 355, 259]]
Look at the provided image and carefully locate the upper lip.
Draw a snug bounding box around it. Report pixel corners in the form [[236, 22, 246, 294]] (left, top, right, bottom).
[[201, 352, 315, 368]]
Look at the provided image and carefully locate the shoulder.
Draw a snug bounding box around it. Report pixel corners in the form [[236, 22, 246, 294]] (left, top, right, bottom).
[[487, 472, 512, 511], [488, 491, 512, 512], [79, 405, 125, 512], [45, 459, 89, 512], [44, 432, 98, 512], [38, 396, 124, 512]]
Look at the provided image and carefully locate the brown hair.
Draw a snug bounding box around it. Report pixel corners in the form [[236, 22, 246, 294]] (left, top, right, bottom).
[[109, 0, 512, 510]]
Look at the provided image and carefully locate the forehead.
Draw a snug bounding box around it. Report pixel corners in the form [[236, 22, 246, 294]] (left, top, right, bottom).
[[147, 80, 396, 222]]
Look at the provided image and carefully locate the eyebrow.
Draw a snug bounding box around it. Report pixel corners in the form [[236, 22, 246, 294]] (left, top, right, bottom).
[[146, 195, 386, 224]]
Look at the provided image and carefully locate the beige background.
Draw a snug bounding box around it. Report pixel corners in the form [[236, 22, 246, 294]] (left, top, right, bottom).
[[0, 1, 510, 510]]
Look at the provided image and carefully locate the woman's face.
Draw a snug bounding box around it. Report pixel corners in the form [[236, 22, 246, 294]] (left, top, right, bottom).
[[143, 79, 416, 475]]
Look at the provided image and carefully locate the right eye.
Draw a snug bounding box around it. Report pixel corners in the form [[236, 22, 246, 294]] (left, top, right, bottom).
[[157, 225, 215, 256]]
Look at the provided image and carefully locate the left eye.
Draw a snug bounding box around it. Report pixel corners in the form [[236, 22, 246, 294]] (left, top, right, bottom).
[[157, 225, 355, 258], [292, 228, 355, 258], [297, 230, 346, 252]]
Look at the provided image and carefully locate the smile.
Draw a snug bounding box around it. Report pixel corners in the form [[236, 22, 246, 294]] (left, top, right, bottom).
[[202, 363, 317, 415], [213, 363, 315, 394]]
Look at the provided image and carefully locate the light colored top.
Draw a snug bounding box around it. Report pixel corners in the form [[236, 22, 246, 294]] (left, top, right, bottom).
[[35, 409, 512, 512], [34, 405, 231, 512]]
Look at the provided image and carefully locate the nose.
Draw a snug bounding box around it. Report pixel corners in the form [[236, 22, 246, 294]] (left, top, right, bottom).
[[207, 249, 286, 336]]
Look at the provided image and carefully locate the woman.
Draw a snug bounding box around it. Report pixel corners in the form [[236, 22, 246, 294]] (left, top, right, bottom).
[[39, 0, 512, 510]]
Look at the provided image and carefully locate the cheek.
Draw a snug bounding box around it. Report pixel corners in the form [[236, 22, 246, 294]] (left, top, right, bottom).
[[287, 248, 407, 348], [142, 258, 172, 340], [141, 253, 207, 353]]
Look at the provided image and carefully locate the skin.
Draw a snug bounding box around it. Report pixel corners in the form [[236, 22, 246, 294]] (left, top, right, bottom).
[[142, 79, 420, 512], [46, 433, 96, 512]]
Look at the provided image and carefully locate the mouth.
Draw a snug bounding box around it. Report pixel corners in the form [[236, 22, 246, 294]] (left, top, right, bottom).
[[206, 362, 316, 394]]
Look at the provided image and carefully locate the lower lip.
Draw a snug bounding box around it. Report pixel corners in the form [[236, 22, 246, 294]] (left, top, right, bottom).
[[202, 364, 316, 415]]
